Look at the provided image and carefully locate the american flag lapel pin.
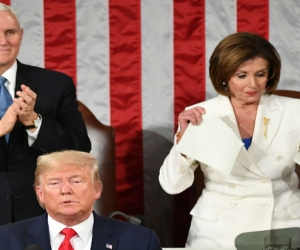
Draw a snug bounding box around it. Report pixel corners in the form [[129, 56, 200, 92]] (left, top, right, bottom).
[[106, 243, 113, 249]]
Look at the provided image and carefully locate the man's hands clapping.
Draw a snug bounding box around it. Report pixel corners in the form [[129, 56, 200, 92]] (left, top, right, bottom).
[[0, 84, 38, 137], [14, 84, 38, 127]]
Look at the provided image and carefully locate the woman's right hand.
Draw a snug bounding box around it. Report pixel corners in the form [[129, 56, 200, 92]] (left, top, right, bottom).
[[178, 106, 206, 137]]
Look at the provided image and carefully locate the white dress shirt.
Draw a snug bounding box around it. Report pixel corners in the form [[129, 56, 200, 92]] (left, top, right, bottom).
[[2, 60, 42, 145], [48, 213, 94, 250]]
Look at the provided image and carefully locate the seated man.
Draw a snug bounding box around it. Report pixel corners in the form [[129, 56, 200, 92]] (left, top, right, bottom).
[[0, 150, 162, 250]]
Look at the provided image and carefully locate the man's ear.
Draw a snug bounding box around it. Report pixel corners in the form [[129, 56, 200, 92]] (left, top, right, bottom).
[[35, 186, 44, 203], [94, 185, 101, 200], [19, 28, 24, 40]]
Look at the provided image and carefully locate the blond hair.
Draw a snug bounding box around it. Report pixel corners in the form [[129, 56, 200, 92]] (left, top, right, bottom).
[[34, 150, 103, 204]]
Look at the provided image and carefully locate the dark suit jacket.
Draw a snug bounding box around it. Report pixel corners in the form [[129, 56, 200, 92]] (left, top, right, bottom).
[[0, 61, 91, 225], [0, 212, 162, 250]]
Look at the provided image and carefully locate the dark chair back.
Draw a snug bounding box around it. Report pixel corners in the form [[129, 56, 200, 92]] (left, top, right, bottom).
[[273, 89, 300, 99], [77, 100, 116, 217], [273, 89, 300, 98]]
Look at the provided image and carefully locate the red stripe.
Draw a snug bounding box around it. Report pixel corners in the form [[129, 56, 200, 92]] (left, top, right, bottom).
[[109, 0, 143, 215], [173, 0, 206, 246], [44, 0, 77, 85], [237, 0, 269, 39], [1, 0, 10, 5], [174, 0, 206, 126]]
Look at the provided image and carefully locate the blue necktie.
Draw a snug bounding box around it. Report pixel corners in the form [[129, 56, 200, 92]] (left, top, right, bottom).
[[0, 76, 13, 142]]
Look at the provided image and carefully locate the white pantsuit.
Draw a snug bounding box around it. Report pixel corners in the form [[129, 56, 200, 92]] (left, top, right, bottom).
[[159, 94, 300, 249]]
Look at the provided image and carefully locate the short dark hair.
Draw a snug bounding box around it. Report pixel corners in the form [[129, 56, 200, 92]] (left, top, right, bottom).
[[209, 32, 281, 96]]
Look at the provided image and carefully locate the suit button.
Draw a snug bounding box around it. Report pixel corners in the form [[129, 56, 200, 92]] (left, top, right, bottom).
[[264, 202, 273, 207], [178, 166, 186, 174], [230, 202, 237, 207], [8, 165, 15, 171], [262, 179, 270, 184], [5, 193, 11, 200], [276, 156, 283, 162]]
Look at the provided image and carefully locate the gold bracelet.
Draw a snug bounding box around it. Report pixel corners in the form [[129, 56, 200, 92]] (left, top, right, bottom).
[[176, 131, 186, 157], [176, 132, 181, 143]]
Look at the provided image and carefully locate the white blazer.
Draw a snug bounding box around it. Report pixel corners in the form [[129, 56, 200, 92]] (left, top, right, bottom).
[[159, 94, 300, 249]]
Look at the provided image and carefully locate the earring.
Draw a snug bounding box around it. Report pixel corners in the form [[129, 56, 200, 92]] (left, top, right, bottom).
[[222, 82, 228, 87]]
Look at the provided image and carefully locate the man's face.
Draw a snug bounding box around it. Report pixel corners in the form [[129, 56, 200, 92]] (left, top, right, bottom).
[[0, 11, 23, 74], [35, 165, 101, 226]]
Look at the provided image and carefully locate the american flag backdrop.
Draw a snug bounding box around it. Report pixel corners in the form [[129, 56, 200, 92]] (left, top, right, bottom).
[[2, 0, 300, 247]]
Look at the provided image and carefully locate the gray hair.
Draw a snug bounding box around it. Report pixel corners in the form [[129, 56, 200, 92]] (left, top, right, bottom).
[[0, 3, 21, 28]]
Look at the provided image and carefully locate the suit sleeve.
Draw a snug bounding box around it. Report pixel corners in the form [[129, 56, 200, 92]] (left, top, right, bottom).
[[30, 73, 91, 153], [148, 230, 162, 250], [159, 133, 199, 194]]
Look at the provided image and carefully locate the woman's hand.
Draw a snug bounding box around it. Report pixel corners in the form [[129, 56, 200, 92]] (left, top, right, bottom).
[[178, 106, 206, 137]]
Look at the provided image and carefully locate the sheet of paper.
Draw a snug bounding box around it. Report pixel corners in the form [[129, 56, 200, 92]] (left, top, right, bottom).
[[176, 114, 244, 175]]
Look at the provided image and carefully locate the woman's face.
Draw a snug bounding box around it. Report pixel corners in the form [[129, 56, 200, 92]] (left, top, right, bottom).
[[228, 57, 269, 105]]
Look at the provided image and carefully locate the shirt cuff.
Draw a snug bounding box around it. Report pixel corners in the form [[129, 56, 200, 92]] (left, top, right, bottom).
[[26, 117, 43, 146]]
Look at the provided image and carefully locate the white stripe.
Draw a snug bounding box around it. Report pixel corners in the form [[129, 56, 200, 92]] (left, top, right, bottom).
[[12, 0, 44, 67], [76, 0, 111, 125], [205, 0, 236, 100], [141, 0, 174, 245], [269, 0, 300, 91], [141, 1, 174, 141]]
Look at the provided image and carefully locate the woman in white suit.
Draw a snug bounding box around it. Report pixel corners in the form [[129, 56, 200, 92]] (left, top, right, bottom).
[[159, 32, 300, 249]]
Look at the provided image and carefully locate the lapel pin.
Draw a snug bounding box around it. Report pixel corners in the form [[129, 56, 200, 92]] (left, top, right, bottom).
[[263, 117, 270, 139], [106, 243, 113, 249]]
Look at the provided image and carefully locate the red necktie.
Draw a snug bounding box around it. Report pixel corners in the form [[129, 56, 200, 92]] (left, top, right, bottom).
[[59, 228, 77, 250]]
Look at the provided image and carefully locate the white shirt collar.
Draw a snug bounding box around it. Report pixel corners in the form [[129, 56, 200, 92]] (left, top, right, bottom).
[[48, 213, 94, 244], [1, 61, 17, 97]]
